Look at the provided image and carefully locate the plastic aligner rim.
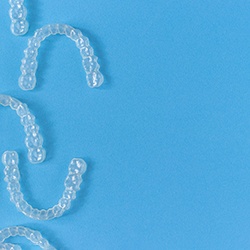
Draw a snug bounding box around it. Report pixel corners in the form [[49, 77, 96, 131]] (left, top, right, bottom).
[[2, 151, 87, 220], [19, 23, 104, 90], [0, 226, 56, 249]]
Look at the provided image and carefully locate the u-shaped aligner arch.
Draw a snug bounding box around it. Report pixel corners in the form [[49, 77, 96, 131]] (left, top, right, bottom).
[[8, 0, 29, 36], [19, 24, 104, 90], [0, 94, 46, 164], [0, 226, 56, 249], [2, 151, 87, 220]]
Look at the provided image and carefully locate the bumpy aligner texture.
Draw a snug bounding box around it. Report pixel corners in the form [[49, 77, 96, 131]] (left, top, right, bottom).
[[19, 24, 104, 90], [2, 151, 87, 220], [9, 0, 29, 36], [0, 94, 46, 164], [0, 226, 56, 249]]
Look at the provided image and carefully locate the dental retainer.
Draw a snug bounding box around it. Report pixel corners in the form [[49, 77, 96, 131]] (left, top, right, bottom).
[[2, 151, 87, 220], [19, 24, 104, 90], [0, 94, 46, 164], [0, 226, 56, 249]]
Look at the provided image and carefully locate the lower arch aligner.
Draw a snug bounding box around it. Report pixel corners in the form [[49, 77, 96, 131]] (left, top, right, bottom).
[[2, 151, 87, 220]]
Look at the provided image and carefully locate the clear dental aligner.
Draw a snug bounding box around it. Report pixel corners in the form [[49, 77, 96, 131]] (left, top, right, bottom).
[[9, 0, 29, 36], [19, 24, 104, 90], [0, 226, 56, 249], [2, 151, 87, 220], [0, 94, 46, 164]]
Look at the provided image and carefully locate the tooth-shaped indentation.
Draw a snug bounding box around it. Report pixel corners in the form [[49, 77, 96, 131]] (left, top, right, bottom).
[[19, 24, 104, 90], [0, 94, 46, 164], [9, 0, 29, 36]]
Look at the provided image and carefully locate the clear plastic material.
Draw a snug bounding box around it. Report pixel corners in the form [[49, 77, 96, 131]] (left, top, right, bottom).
[[0, 226, 56, 249], [19, 24, 104, 90], [0, 94, 46, 164], [2, 151, 87, 220], [9, 0, 29, 36]]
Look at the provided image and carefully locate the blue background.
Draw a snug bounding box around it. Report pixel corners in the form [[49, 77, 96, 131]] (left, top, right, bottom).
[[0, 1, 250, 249]]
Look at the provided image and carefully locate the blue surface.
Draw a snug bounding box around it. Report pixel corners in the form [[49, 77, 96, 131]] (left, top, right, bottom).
[[0, 1, 250, 249]]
